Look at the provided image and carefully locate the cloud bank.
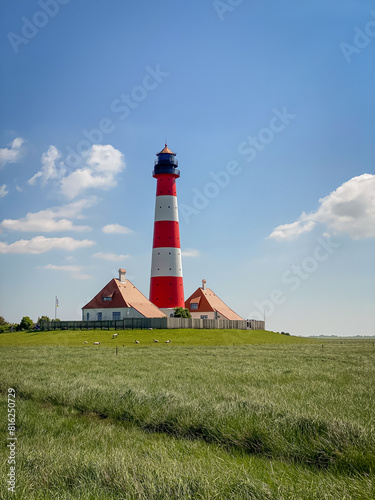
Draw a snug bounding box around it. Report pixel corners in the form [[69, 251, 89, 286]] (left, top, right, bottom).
[[0, 137, 24, 168], [0, 197, 96, 233], [92, 251, 130, 262], [28, 145, 65, 186], [269, 174, 375, 241], [28, 144, 125, 199], [0, 236, 95, 254], [181, 248, 200, 257], [102, 224, 132, 234], [61, 144, 125, 199], [0, 185, 8, 198]]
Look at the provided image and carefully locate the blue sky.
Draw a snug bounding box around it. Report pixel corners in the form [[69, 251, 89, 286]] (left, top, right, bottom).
[[0, 0, 374, 335]]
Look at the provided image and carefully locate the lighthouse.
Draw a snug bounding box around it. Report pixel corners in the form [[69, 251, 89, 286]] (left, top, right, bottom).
[[149, 144, 184, 313]]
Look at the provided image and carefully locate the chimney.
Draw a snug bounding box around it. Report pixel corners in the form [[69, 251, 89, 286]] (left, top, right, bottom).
[[202, 279, 206, 290], [118, 269, 126, 282]]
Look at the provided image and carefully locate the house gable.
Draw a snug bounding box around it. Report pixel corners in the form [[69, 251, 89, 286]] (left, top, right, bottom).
[[185, 285, 244, 321], [82, 277, 166, 318]]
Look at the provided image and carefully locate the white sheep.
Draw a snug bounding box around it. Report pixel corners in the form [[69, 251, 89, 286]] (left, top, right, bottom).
[[153, 339, 159, 343], [83, 341, 88, 344], [165, 340, 171, 343], [93, 342, 101, 345], [135, 340, 140, 344]]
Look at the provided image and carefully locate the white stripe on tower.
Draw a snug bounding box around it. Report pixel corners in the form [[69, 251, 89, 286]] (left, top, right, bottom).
[[151, 248, 183, 277], [154, 195, 179, 222]]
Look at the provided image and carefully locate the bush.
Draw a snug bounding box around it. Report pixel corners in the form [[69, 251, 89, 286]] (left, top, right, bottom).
[[0, 316, 8, 326], [38, 315, 51, 323], [173, 307, 191, 318], [19, 316, 34, 330], [0, 316, 10, 333]]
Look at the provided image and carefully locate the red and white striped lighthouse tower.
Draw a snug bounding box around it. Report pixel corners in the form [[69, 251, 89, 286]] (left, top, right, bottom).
[[149, 144, 184, 311]]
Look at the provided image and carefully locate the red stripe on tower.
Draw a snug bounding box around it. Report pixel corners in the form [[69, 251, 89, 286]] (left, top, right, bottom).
[[150, 145, 185, 310]]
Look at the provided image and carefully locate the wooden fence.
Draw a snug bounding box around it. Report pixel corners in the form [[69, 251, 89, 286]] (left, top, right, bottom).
[[40, 317, 264, 331]]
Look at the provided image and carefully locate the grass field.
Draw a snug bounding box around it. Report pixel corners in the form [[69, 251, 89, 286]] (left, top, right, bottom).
[[0, 328, 310, 347], [0, 331, 374, 499]]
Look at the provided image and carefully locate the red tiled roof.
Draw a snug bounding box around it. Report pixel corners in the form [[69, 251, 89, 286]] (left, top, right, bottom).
[[190, 296, 201, 305], [185, 286, 244, 321], [82, 278, 166, 318]]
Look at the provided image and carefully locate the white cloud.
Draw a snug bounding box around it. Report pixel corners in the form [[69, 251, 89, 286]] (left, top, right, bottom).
[[43, 264, 81, 272], [0, 236, 95, 254], [42, 263, 93, 280], [269, 174, 375, 241], [0, 137, 24, 167], [73, 273, 93, 280], [0, 185, 8, 198], [0, 197, 96, 233], [268, 218, 316, 241], [28, 145, 65, 186], [182, 248, 200, 257], [92, 251, 130, 261], [61, 144, 125, 199], [102, 223, 132, 234]]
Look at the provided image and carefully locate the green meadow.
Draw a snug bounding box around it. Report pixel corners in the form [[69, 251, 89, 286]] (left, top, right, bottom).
[[0, 328, 308, 347], [0, 330, 374, 499]]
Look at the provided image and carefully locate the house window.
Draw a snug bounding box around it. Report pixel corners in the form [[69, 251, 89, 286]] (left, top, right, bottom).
[[102, 297, 112, 302], [86, 313, 89, 321], [191, 303, 198, 310], [97, 313, 102, 321], [201, 315, 208, 319], [112, 312, 121, 320]]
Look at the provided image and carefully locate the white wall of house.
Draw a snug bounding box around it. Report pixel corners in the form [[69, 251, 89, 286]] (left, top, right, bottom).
[[82, 307, 144, 321], [159, 307, 177, 317], [189, 311, 223, 320]]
